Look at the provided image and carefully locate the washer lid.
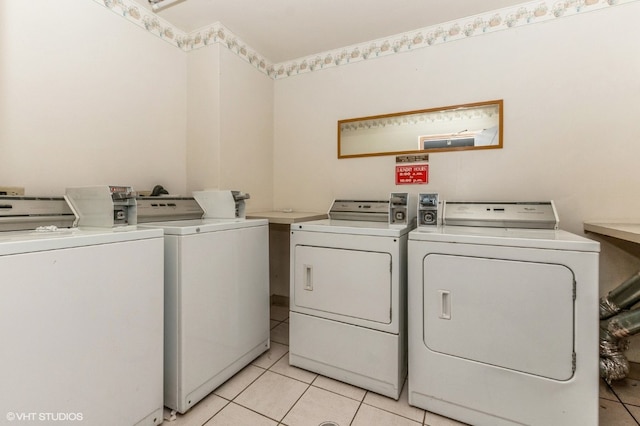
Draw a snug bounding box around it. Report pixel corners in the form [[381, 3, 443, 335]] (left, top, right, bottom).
[[409, 226, 600, 252], [292, 218, 412, 237], [138, 218, 267, 235], [0, 227, 163, 256]]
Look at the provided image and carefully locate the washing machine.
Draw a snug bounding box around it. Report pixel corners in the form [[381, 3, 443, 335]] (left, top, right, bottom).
[[408, 201, 600, 426], [137, 190, 270, 414], [0, 196, 164, 426], [289, 195, 415, 399]]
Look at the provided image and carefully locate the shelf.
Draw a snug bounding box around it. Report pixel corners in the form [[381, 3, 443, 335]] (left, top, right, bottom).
[[246, 211, 326, 225], [584, 222, 640, 245]]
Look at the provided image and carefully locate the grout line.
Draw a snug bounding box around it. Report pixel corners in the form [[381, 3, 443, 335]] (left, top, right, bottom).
[[278, 381, 313, 424], [349, 392, 368, 426], [228, 400, 284, 425], [605, 380, 624, 404], [227, 366, 268, 403], [308, 380, 367, 403], [622, 401, 640, 426], [267, 367, 318, 386], [623, 407, 640, 426], [358, 400, 424, 424], [200, 399, 231, 425], [228, 358, 291, 424], [622, 403, 640, 425]]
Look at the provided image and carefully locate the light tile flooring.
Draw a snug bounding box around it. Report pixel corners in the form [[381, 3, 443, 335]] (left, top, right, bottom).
[[163, 305, 640, 426]]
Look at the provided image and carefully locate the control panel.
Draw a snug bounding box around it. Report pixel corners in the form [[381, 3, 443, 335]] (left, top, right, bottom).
[[418, 193, 439, 227], [136, 197, 204, 223], [65, 185, 138, 228], [442, 201, 559, 229], [389, 192, 416, 227]]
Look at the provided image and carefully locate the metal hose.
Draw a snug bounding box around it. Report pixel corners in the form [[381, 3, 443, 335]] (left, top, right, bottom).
[[608, 308, 640, 339], [600, 271, 640, 320], [599, 325, 630, 383]]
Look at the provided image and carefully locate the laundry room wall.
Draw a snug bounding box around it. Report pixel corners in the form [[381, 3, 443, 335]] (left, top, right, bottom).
[[0, 0, 187, 196], [186, 45, 222, 195], [218, 47, 274, 212], [186, 44, 274, 211], [273, 3, 640, 361]]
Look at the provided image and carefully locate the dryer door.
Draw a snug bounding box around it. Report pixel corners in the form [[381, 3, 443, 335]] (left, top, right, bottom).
[[423, 254, 575, 381], [294, 245, 392, 324]]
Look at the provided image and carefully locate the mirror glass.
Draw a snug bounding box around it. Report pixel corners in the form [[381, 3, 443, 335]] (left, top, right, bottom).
[[338, 100, 503, 158]]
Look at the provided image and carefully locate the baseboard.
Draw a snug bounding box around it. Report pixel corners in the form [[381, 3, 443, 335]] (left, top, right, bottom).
[[270, 294, 289, 307]]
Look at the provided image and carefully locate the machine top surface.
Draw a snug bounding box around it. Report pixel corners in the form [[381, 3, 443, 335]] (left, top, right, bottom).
[[291, 198, 414, 236], [292, 218, 412, 237], [0, 226, 163, 256], [410, 201, 600, 251], [138, 218, 268, 235]]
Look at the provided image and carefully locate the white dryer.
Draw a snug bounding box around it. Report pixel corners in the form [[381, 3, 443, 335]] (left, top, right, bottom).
[[0, 196, 164, 426], [137, 193, 270, 414], [289, 197, 414, 399], [408, 201, 600, 426]]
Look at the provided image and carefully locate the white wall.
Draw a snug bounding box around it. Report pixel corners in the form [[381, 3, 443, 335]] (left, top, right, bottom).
[[186, 44, 221, 194], [218, 48, 274, 212], [185, 46, 273, 211], [0, 0, 187, 195], [274, 4, 640, 359]]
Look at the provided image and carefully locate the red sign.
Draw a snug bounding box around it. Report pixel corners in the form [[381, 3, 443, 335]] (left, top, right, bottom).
[[395, 164, 429, 185]]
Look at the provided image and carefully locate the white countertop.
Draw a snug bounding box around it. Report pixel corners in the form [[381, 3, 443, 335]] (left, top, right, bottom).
[[583, 222, 640, 244], [247, 211, 327, 225]]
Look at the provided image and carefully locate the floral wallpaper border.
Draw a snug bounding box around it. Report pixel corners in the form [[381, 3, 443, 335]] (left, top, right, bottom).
[[94, 0, 639, 80]]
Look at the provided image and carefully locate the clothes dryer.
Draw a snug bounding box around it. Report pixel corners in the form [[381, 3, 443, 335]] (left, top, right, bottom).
[[0, 196, 164, 426], [408, 201, 600, 426], [289, 197, 415, 399], [137, 194, 269, 414]]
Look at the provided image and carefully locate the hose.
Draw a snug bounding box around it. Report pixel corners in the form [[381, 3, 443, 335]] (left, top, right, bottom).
[[598, 271, 640, 383], [600, 271, 640, 320], [600, 322, 630, 383]]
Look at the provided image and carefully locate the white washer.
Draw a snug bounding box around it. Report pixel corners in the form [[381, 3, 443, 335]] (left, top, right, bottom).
[[137, 197, 270, 414], [408, 201, 600, 426], [289, 199, 413, 399], [0, 197, 164, 426]]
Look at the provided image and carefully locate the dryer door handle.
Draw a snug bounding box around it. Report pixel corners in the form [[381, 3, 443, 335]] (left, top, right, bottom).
[[304, 264, 313, 291], [438, 290, 451, 320]]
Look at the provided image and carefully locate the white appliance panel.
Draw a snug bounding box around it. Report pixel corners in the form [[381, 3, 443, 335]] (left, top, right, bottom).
[[407, 236, 600, 426], [289, 223, 408, 399], [293, 245, 392, 324], [0, 236, 164, 426], [161, 224, 270, 412], [290, 312, 404, 399], [290, 230, 404, 334], [423, 254, 575, 380]]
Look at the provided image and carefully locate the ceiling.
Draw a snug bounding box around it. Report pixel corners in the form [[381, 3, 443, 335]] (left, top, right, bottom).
[[133, 0, 528, 63]]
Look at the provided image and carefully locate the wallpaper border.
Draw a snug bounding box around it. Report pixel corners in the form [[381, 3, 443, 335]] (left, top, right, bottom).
[[93, 0, 639, 80]]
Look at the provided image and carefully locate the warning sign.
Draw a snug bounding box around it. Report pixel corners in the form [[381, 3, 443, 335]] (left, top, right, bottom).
[[395, 164, 428, 185]]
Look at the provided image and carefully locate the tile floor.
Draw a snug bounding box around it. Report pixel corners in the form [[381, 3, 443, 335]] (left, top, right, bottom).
[[163, 304, 640, 426]]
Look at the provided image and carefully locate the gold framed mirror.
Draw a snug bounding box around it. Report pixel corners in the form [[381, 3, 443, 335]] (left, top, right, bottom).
[[338, 99, 503, 158]]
